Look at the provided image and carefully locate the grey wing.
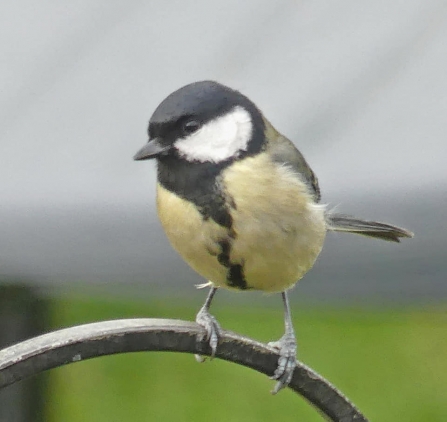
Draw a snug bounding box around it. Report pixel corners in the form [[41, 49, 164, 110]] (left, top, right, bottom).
[[265, 121, 321, 202]]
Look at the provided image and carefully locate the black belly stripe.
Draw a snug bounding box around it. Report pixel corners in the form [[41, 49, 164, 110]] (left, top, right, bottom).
[[217, 240, 247, 290], [158, 156, 233, 229], [227, 264, 247, 289], [157, 155, 248, 289]]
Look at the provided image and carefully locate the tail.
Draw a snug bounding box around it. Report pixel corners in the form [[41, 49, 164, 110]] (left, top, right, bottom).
[[327, 213, 414, 243]]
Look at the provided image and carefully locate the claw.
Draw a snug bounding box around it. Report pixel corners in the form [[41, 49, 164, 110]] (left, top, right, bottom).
[[268, 290, 297, 394], [195, 306, 221, 359], [194, 287, 220, 362], [268, 333, 297, 394]]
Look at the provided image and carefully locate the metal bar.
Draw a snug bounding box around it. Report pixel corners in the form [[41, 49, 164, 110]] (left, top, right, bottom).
[[0, 318, 367, 422], [0, 285, 48, 422]]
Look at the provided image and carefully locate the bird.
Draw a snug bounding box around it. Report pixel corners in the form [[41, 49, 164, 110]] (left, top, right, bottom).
[[133, 81, 413, 394]]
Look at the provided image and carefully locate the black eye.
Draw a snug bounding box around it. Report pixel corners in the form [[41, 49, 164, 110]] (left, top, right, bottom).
[[182, 120, 200, 136]]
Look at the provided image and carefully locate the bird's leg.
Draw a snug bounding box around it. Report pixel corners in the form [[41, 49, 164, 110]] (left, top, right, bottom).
[[195, 286, 220, 362], [268, 290, 297, 394]]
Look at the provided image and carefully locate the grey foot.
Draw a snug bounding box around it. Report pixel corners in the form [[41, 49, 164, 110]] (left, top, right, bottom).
[[195, 306, 221, 361], [268, 333, 297, 394]]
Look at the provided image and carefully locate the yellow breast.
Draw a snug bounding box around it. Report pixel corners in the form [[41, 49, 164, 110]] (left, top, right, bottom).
[[157, 153, 327, 293]]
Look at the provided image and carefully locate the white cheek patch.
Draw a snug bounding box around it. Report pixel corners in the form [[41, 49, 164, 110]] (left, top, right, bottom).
[[175, 106, 253, 163]]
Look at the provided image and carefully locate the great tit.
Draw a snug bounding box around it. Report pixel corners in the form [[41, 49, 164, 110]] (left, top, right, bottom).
[[134, 81, 413, 394]]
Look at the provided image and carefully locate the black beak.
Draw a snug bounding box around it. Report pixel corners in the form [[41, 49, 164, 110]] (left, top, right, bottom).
[[133, 138, 169, 161]]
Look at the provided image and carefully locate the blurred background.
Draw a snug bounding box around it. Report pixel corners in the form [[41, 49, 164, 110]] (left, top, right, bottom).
[[0, 1, 446, 421]]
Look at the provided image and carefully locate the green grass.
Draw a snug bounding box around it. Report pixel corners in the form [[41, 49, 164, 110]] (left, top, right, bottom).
[[45, 296, 447, 421]]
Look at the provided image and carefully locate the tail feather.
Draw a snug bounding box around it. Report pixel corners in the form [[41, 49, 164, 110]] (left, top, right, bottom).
[[327, 214, 414, 243]]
